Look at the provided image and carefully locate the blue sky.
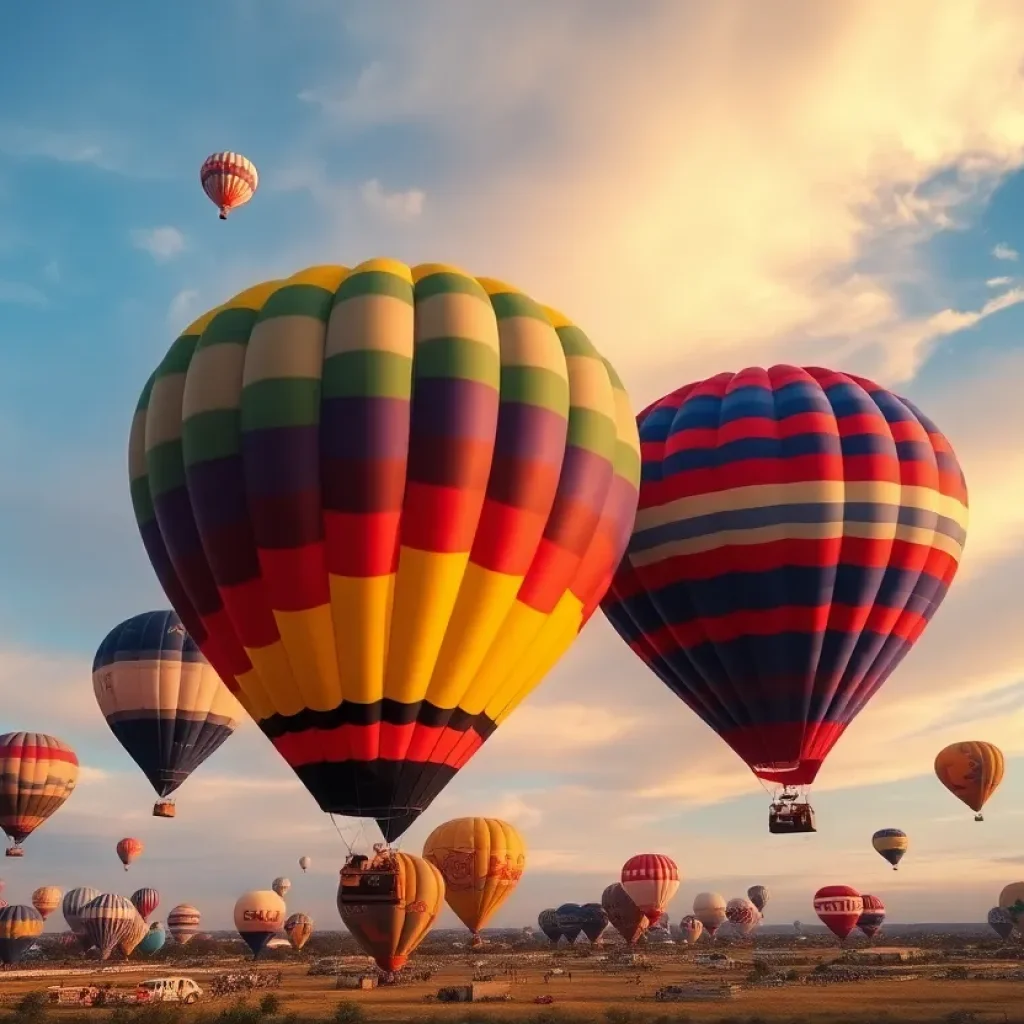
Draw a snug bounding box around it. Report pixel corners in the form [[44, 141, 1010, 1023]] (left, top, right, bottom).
[[3, 1, 1024, 933]]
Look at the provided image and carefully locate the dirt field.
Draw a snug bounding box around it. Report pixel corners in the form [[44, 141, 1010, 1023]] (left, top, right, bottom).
[[0, 953, 1018, 1022]]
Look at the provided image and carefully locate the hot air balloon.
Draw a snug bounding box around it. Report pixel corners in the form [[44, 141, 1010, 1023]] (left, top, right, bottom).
[[872, 828, 908, 870], [602, 883, 649, 946], [988, 907, 1015, 941], [537, 909, 560, 944], [934, 742, 1004, 821], [678, 914, 704, 945], [272, 877, 291, 899], [337, 850, 443, 972], [31, 886, 61, 920], [813, 885, 863, 942], [0, 906, 43, 965], [299, 856, 311, 873], [555, 903, 585, 944], [129, 262, 640, 845], [63, 887, 100, 949], [0, 899, 7, 909], [998, 882, 1024, 925], [747, 885, 769, 915], [601, 367, 968, 832], [200, 152, 258, 220], [131, 888, 160, 922], [692, 892, 728, 939], [234, 890, 286, 958], [119, 911, 149, 958], [80, 894, 137, 960], [93, 610, 242, 818], [0, 879, 5, 896], [167, 904, 201, 944], [138, 922, 167, 956], [620, 854, 678, 926], [284, 912, 314, 951], [117, 837, 143, 870], [857, 894, 885, 940], [725, 898, 759, 937], [0, 732, 79, 856], [423, 817, 526, 943], [579, 903, 610, 945]]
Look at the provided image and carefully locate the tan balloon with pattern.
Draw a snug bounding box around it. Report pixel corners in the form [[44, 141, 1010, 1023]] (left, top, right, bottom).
[[119, 911, 149, 957], [337, 852, 443, 972], [423, 817, 525, 941], [934, 741, 1004, 818]]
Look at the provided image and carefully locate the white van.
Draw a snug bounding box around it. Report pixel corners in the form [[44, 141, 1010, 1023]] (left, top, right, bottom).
[[136, 978, 203, 1004]]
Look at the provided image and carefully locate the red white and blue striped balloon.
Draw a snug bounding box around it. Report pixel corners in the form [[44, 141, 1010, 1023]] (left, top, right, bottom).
[[602, 366, 968, 788]]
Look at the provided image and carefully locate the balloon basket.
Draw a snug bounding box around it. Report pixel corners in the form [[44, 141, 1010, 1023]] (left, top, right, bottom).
[[5, 846, 24, 858], [153, 801, 176, 818]]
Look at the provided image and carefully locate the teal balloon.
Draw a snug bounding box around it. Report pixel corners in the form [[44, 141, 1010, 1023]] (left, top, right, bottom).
[[138, 924, 166, 955]]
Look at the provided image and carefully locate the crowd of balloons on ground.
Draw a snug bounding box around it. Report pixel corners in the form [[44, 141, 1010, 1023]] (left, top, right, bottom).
[[0, 152, 1017, 974]]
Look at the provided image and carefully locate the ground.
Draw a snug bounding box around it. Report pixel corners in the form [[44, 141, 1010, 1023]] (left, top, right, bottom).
[[0, 948, 1018, 1022]]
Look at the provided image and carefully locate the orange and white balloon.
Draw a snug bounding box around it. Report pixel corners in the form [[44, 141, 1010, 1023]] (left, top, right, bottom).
[[620, 854, 679, 926], [200, 151, 258, 220]]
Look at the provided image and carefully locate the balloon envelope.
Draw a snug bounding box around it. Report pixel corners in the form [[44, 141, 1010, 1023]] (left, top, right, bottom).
[[131, 888, 160, 921], [999, 882, 1024, 925], [679, 914, 704, 944], [299, 856, 311, 873], [129, 263, 640, 842], [620, 854, 678, 926], [692, 892, 728, 937], [138, 924, 167, 955], [234, 890, 286, 958], [272, 877, 291, 899], [554, 903, 585, 944], [93, 611, 241, 812], [934, 742, 1003, 815], [117, 837, 143, 869], [813, 885, 863, 941], [601, 367, 968, 788], [63, 887, 100, 948], [31, 886, 61, 920], [337, 851, 443, 972], [284, 912, 314, 951], [602, 883, 649, 946], [200, 151, 258, 219], [424, 817, 525, 938], [0, 905, 43, 965], [871, 828, 908, 869], [0, 732, 78, 852], [537, 908, 560, 943], [857, 894, 886, 939], [747, 885, 769, 914], [81, 894, 137, 960], [725, 898, 759, 936], [167, 904, 201, 944], [988, 907, 1015, 941], [579, 902, 610, 945], [119, 911, 149, 957]]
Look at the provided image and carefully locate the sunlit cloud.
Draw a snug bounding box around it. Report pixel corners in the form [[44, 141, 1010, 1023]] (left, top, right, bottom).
[[992, 242, 1019, 261], [131, 226, 186, 263]]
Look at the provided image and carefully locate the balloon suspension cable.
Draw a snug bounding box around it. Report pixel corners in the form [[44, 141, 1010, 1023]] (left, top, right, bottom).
[[329, 813, 356, 857]]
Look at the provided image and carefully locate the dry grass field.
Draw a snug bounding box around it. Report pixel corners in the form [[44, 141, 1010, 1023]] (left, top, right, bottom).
[[0, 952, 1017, 1023]]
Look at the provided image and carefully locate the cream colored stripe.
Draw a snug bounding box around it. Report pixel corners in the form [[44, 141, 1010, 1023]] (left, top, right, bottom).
[[496, 316, 567, 373], [145, 375, 186, 448], [182, 343, 246, 417], [415, 291, 498, 349], [243, 315, 326, 386], [326, 293, 415, 357]]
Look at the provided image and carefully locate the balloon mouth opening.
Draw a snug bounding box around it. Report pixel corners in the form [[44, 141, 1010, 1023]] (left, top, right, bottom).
[[380, 955, 407, 972]]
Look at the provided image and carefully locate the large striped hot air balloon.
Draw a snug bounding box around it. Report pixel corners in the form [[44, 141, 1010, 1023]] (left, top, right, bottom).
[[601, 883, 648, 946], [337, 851, 443, 972], [200, 151, 258, 220], [0, 905, 44, 965], [602, 366, 968, 828], [80, 894, 137, 960], [284, 912, 314, 951], [934, 742, 1004, 821], [31, 886, 61, 919], [129, 262, 640, 841], [63, 887, 100, 949], [131, 888, 160, 921], [857, 894, 886, 939], [93, 610, 242, 817], [813, 885, 863, 942], [235, 891, 285, 958], [0, 733, 79, 856], [423, 817, 526, 943], [872, 828, 908, 870], [621, 854, 678, 926], [167, 904, 201, 944]]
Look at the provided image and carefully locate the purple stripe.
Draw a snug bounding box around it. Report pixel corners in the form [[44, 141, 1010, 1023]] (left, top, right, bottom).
[[321, 397, 410, 460], [153, 487, 205, 558], [494, 402, 566, 465], [242, 427, 319, 495], [549, 445, 615, 512], [186, 458, 248, 528], [411, 378, 499, 440]]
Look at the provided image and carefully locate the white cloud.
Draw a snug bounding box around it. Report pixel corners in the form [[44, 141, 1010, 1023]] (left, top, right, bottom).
[[992, 242, 1019, 260], [131, 226, 186, 263], [986, 275, 1011, 286], [359, 178, 425, 221], [0, 280, 46, 306], [167, 288, 199, 329], [0, 125, 112, 170]]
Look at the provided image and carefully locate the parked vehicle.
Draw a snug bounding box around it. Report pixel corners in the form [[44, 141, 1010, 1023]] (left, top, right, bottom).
[[136, 978, 203, 1004]]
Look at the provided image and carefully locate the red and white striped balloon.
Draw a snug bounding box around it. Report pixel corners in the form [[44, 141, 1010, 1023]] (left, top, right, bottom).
[[620, 854, 679, 926]]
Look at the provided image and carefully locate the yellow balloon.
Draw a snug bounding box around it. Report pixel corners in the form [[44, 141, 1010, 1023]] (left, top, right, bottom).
[[422, 817, 526, 939], [31, 886, 62, 920], [337, 851, 443, 972], [934, 741, 1004, 817]]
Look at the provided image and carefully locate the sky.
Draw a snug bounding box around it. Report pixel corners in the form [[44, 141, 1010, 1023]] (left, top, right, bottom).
[[2, 0, 1024, 933]]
